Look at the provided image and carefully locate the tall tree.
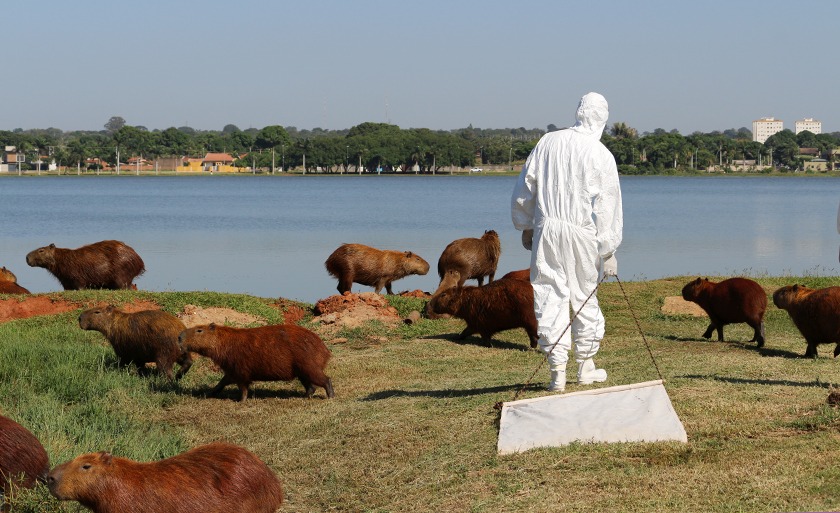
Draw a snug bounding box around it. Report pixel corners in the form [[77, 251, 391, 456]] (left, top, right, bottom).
[[104, 116, 126, 134]]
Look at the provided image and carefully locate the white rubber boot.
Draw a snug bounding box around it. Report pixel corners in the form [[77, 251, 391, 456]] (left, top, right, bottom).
[[547, 368, 566, 392], [577, 358, 607, 385]]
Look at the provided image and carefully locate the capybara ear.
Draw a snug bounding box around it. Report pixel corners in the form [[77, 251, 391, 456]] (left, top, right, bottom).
[[49, 243, 56, 248], [209, 323, 217, 331], [405, 251, 413, 257], [97, 452, 113, 465], [105, 305, 115, 313]]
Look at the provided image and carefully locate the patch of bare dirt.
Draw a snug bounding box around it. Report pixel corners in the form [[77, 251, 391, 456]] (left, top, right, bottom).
[[273, 298, 307, 324], [661, 296, 707, 317], [313, 292, 401, 330], [397, 289, 431, 299], [177, 304, 265, 328], [0, 296, 161, 324]]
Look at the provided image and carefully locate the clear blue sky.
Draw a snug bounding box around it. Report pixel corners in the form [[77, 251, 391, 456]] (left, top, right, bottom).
[[5, 0, 838, 134]]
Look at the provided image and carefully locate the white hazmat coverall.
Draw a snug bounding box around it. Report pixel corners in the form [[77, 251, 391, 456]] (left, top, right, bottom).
[[511, 92, 623, 391]]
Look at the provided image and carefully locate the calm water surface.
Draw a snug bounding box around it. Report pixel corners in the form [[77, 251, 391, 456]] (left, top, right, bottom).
[[1, 175, 837, 303]]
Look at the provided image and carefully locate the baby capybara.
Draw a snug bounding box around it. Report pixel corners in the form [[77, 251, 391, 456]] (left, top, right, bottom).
[[0, 414, 49, 496], [437, 230, 501, 287], [428, 277, 538, 348], [0, 266, 30, 294], [179, 323, 334, 401], [47, 442, 283, 513], [26, 240, 144, 290], [773, 285, 840, 358], [425, 269, 461, 319], [325, 243, 430, 295], [681, 277, 767, 347], [79, 305, 192, 382]]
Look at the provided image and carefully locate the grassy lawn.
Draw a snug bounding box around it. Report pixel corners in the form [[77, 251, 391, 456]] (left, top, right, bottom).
[[2, 276, 840, 512]]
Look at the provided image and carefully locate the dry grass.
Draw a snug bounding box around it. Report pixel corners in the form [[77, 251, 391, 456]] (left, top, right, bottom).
[[4, 277, 840, 512]]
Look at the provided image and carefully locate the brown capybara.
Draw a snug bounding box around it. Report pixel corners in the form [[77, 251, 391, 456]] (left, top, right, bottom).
[[78, 306, 192, 382], [437, 230, 501, 287], [681, 277, 767, 347], [46, 442, 283, 513], [772, 285, 840, 358], [0, 266, 30, 294], [26, 240, 144, 290], [325, 243, 430, 295], [0, 414, 49, 497], [428, 277, 538, 348], [500, 269, 531, 282], [424, 269, 462, 319], [178, 323, 334, 401]]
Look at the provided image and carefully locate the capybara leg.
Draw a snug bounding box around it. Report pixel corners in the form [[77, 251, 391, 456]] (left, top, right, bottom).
[[750, 321, 765, 348], [208, 375, 234, 397], [385, 282, 394, 295], [338, 276, 353, 294], [157, 360, 176, 382], [238, 384, 250, 402], [716, 325, 724, 342], [477, 276, 485, 286], [175, 354, 193, 380], [457, 327, 475, 340], [701, 323, 715, 340], [805, 343, 818, 358], [488, 272, 495, 283], [324, 377, 335, 398], [834, 344, 840, 358]]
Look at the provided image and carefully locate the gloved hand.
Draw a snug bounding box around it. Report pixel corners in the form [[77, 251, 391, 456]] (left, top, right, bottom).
[[602, 254, 618, 277], [521, 229, 534, 251]]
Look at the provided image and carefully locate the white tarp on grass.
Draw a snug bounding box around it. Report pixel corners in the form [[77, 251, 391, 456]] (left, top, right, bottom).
[[497, 380, 687, 454]]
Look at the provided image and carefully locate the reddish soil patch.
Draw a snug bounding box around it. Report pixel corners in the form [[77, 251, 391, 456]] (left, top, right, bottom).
[[314, 292, 402, 330], [178, 305, 264, 328], [0, 296, 79, 323], [273, 298, 307, 324], [0, 296, 162, 324], [398, 289, 431, 299]]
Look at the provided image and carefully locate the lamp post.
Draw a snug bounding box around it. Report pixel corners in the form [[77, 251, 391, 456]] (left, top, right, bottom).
[[345, 145, 348, 175]]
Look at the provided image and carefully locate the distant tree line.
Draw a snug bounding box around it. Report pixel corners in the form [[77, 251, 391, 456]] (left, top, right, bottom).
[[2, 116, 838, 173]]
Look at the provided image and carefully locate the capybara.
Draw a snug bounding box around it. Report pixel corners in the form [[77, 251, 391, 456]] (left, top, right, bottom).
[[428, 277, 538, 348], [26, 240, 144, 290], [772, 285, 840, 357], [79, 306, 192, 382], [0, 414, 49, 497], [325, 243, 430, 295], [425, 269, 461, 319], [500, 269, 531, 282], [178, 323, 334, 401], [437, 230, 501, 287], [47, 442, 283, 513], [681, 277, 767, 347], [0, 267, 30, 294]]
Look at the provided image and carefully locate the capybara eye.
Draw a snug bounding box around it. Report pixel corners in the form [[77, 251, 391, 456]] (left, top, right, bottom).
[[196, 329, 203, 333], [82, 464, 92, 470]]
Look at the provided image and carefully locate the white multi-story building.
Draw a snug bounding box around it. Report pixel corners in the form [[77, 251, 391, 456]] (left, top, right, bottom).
[[752, 117, 783, 143], [795, 118, 821, 135]]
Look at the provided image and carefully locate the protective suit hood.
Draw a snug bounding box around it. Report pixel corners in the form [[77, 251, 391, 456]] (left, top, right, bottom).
[[571, 92, 609, 139]]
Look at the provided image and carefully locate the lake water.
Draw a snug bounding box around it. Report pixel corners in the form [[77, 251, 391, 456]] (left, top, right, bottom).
[[0, 175, 837, 303]]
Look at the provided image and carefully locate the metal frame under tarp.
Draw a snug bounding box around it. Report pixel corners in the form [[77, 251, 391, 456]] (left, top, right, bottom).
[[497, 380, 687, 454]]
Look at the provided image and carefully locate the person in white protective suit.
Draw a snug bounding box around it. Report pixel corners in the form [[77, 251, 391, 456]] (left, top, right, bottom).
[[511, 92, 623, 393]]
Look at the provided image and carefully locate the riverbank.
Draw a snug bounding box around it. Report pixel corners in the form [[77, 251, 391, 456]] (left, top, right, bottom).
[[2, 166, 839, 178], [3, 274, 840, 512]]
